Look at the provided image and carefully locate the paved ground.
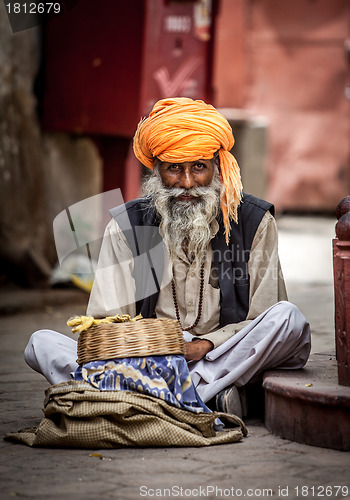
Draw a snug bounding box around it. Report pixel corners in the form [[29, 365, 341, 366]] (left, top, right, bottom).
[[1, 216, 350, 500]]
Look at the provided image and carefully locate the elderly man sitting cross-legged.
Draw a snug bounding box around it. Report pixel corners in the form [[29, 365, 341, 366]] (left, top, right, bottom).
[[25, 97, 311, 420]]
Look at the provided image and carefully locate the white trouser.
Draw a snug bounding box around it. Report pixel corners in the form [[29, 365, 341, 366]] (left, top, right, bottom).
[[24, 301, 311, 402], [189, 301, 310, 401]]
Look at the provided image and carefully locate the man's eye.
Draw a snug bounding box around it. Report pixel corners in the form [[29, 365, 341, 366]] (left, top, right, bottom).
[[194, 163, 206, 169], [169, 164, 181, 171]]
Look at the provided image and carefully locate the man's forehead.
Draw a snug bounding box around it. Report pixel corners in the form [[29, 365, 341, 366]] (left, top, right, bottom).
[[154, 156, 217, 166]]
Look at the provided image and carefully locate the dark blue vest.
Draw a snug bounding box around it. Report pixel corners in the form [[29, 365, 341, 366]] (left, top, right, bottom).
[[110, 193, 274, 328]]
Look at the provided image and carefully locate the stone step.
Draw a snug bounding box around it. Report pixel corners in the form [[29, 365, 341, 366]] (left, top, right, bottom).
[[263, 353, 350, 451]]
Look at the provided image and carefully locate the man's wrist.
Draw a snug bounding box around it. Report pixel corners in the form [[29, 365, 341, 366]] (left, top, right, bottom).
[[191, 337, 214, 350], [184, 338, 213, 361], [192, 337, 212, 343]]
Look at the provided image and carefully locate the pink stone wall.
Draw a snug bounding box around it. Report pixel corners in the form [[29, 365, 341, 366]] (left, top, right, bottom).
[[214, 0, 350, 211]]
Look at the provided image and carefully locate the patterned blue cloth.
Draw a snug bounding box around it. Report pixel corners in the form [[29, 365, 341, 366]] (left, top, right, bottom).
[[74, 355, 211, 414]]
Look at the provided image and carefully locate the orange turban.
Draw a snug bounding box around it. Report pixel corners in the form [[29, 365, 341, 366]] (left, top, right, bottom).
[[133, 97, 243, 244]]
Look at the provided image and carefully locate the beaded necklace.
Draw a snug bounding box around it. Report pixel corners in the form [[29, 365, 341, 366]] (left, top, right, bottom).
[[171, 263, 205, 331]]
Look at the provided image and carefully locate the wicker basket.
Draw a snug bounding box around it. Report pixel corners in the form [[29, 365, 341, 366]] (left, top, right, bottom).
[[77, 318, 185, 364]]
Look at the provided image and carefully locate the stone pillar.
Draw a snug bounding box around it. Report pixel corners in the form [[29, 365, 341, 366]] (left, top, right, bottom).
[[333, 196, 350, 386]]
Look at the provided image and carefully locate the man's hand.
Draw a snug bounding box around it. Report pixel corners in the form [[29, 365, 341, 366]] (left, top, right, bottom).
[[184, 339, 213, 361]]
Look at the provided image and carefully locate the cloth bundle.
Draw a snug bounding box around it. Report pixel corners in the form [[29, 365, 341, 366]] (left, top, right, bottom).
[[74, 354, 211, 415], [5, 381, 247, 448]]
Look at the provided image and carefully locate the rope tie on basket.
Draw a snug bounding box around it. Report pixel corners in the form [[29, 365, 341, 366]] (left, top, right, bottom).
[[67, 313, 143, 334]]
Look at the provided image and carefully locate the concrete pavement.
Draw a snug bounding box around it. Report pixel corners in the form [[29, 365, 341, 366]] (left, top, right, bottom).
[[1, 215, 349, 500]]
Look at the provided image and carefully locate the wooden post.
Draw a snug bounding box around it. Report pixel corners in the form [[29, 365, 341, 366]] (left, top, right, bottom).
[[333, 196, 350, 386]]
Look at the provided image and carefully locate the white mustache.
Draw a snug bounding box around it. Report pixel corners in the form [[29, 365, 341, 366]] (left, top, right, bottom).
[[164, 185, 215, 198]]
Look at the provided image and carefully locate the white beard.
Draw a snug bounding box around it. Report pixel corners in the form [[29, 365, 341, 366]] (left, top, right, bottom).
[[142, 170, 221, 271]]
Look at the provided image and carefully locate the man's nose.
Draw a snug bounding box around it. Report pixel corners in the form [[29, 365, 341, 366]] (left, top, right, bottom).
[[179, 169, 195, 189]]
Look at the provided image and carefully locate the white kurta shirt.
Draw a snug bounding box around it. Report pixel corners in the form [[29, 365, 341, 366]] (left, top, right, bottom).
[[87, 210, 287, 348]]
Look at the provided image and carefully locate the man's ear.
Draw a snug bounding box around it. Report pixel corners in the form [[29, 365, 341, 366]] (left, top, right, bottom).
[[211, 150, 221, 171], [153, 157, 162, 171]]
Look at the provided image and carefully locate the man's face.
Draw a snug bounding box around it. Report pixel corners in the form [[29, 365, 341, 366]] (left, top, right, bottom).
[[158, 160, 215, 200], [143, 159, 220, 267]]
